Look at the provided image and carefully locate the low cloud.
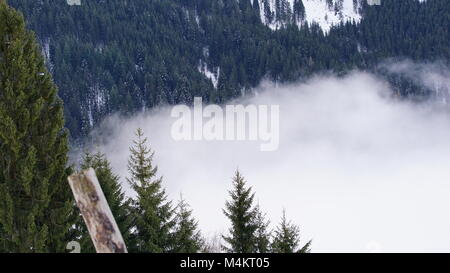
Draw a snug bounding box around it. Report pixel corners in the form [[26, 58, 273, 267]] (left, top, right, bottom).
[[379, 59, 450, 103], [83, 65, 450, 252]]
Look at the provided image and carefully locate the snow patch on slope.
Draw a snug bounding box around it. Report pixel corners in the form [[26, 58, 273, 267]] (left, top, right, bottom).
[[256, 0, 362, 32], [302, 0, 361, 32], [40, 38, 54, 71], [198, 60, 220, 89]]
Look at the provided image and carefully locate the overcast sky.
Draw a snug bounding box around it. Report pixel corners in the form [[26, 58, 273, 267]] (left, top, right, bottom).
[[83, 65, 450, 253]]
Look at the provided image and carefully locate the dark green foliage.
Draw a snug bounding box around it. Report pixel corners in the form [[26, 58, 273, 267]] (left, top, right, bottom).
[[172, 194, 203, 253], [0, 0, 75, 252], [254, 205, 271, 253], [293, 0, 306, 23], [127, 128, 175, 253], [356, 0, 449, 61], [271, 211, 311, 253], [223, 170, 258, 253], [7, 0, 448, 139], [76, 151, 132, 253]]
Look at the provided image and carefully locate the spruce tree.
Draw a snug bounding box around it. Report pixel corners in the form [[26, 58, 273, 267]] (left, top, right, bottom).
[[254, 205, 271, 253], [172, 194, 203, 253], [222, 170, 258, 253], [127, 128, 174, 253], [0, 1, 75, 252], [271, 210, 311, 253], [77, 151, 132, 253]]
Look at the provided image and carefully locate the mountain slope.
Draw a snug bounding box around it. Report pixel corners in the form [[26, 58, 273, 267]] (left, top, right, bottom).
[[7, 0, 448, 139]]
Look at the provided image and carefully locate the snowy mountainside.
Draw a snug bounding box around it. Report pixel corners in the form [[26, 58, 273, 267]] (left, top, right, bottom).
[[254, 0, 363, 32]]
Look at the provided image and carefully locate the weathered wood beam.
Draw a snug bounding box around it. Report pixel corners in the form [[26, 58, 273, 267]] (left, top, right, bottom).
[[68, 168, 128, 253]]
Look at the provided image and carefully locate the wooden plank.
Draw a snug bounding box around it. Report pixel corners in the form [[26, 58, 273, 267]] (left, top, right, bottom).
[[68, 168, 128, 253]]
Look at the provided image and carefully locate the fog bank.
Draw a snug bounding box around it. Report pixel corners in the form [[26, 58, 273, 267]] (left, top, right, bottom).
[[85, 69, 450, 252]]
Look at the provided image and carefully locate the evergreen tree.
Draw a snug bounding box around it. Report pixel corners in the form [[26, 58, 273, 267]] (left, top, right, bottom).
[[252, 0, 261, 24], [293, 0, 306, 24], [172, 194, 203, 253], [0, 1, 75, 252], [77, 151, 132, 253], [222, 170, 258, 253], [127, 128, 175, 253], [262, 0, 274, 24], [271, 211, 311, 253], [254, 205, 271, 253]]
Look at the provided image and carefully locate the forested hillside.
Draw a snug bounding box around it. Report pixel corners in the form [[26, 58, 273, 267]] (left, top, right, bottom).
[[2, 0, 450, 254], [8, 0, 449, 139]]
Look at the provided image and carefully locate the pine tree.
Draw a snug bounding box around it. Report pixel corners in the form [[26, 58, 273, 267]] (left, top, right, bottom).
[[76, 151, 132, 253], [172, 194, 203, 253], [127, 128, 175, 253], [271, 210, 311, 253], [254, 205, 271, 253], [222, 170, 258, 253], [0, 1, 76, 252]]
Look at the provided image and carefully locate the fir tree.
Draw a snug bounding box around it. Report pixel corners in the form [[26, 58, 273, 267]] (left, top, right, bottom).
[[222, 170, 258, 253], [127, 128, 175, 253], [77, 151, 132, 253], [271, 210, 311, 253], [172, 194, 203, 253], [0, 1, 76, 252]]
